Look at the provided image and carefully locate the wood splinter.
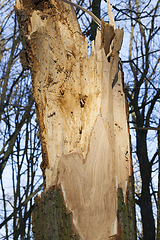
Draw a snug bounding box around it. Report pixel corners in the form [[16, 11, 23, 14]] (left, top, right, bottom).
[[60, 0, 124, 61]]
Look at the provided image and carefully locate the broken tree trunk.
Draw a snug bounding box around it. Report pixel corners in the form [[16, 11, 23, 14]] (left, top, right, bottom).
[[16, 0, 136, 239]]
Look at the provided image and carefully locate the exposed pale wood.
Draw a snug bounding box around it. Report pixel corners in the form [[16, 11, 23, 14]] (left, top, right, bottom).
[[16, 0, 133, 239], [107, 0, 116, 30], [60, 0, 101, 28], [101, 18, 115, 56]]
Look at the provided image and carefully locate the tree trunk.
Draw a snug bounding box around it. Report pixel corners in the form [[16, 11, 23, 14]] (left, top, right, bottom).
[[136, 127, 155, 240], [15, 0, 136, 239], [90, 0, 101, 41], [157, 119, 160, 240]]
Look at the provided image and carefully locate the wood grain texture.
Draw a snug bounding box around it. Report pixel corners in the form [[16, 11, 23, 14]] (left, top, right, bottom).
[[16, 0, 132, 239]]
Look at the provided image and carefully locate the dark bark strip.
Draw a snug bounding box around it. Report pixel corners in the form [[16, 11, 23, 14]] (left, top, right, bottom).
[[137, 128, 155, 240]]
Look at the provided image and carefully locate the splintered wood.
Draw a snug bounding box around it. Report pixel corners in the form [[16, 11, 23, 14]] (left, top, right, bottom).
[[16, 0, 132, 239]]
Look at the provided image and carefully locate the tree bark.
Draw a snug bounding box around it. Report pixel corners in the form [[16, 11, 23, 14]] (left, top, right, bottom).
[[15, 0, 135, 239], [117, 176, 136, 240], [136, 127, 155, 240], [90, 0, 101, 41], [32, 186, 80, 239]]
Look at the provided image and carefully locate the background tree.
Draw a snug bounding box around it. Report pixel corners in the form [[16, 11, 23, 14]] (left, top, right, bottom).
[[0, 0, 42, 238]]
